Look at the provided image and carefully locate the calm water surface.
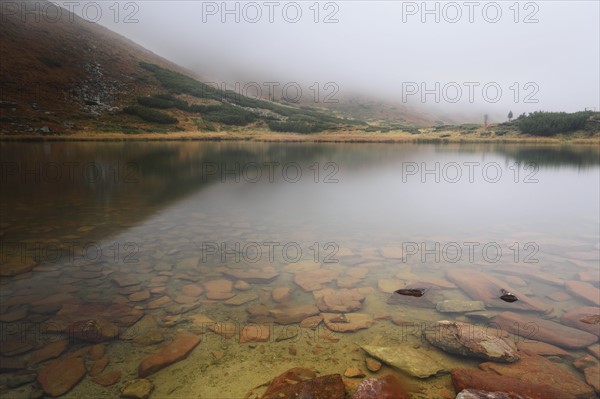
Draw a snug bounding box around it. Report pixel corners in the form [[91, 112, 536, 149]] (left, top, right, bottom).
[[0, 142, 598, 398]]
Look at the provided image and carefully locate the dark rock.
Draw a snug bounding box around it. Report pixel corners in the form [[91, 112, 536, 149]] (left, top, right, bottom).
[[351, 375, 409, 399], [451, 369, 574, 399], [261, 374, 345, 399]]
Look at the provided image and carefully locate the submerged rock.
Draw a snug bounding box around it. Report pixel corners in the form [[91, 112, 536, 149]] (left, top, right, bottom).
[[323, 313, 374, 332], [455, 389, 532, 399], [565, 281, 600, 306], [479, 352, 596, 398], [261, 367, 316, 397], [424, 321, 519, 363], [451, 369, 574, 399], [560, 306, 600, 336], [351, 375, 409, 399], [37, 357, 86, 397], [315, 288, 365, 312], [121, 378, 154, 399], [360, 344, 451, 378], [436, 300, 486, 313], [222, 269, 279, 283], [446, 269, 551, 313], [69, 318, 119, 342], [262, 374, 345, 399], [493, 311, 597, 349], [138, 333, 201, 377]]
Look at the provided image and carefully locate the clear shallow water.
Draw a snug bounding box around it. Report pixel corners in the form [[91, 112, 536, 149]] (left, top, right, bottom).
[[0, 141, 599, 398]]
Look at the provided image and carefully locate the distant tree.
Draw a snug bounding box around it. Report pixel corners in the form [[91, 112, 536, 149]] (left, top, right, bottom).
[[483, 114, 489, 127], [508, 110, 513, 122]]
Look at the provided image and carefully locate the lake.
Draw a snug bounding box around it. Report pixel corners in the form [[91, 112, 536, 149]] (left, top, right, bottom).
[[1, 141, 599, 398]]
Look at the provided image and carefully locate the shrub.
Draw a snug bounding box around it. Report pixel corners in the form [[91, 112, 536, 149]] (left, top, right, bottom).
[[517, 111, 595, 136]]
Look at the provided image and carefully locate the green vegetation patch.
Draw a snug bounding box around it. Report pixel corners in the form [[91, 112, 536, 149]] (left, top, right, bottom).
[[516, 111, 597, 136], [124, 105, 178, 124]]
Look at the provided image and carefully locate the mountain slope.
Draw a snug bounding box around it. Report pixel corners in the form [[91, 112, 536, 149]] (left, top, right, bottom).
[[0, 0, 430, 135]]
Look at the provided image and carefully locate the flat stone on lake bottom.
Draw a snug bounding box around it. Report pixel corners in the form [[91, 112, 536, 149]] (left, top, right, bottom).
[[37, 357, 86, 397]]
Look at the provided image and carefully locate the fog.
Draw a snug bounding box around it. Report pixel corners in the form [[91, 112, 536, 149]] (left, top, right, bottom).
[[62, 1, 599, 122]]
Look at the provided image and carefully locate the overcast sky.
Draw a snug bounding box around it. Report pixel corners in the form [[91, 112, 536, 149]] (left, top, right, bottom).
[[62, 1, 600, 120]]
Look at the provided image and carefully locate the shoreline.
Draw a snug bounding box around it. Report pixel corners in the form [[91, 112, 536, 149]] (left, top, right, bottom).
[[1, 130, 599, 144]]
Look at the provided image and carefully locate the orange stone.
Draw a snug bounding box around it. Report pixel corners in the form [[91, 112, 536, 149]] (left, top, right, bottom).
[[37, 357, 86, 397], [138, 333, 201, 377], [239, 325, 270, 343]]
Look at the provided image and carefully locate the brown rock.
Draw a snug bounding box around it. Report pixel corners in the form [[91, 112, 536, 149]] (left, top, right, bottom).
[[300, 315, 323, 329], [92, 370, 122, 386], [560, 306, 600, 336], [504, 276, 527, 287], [366, 357, 382, 372], [121, 378, 154, 399], [234, 280, 251, 291], [424, 320, 519, 363], [37, 357, 86, 397], [272, 287, 292, 303], [111, 276, 140, 288], [181, 284, 203, 297], [89, 357, 109, 376], [479, 352, 595, 398], [55, 302, 143, 327], [323, 313, 374, 332], [261, 367, 316, 397], [447, 269, 552, 313], [240, 325, 270, 343], [588, 343, 600, 359], [0, 358, 26, 372], [203, 279, 233, 292], [69, 318, 119, 342], [500, 266, 564, 286], [0, 258, 37, 276], [222, 270, 279, 283], [451, 368, 574, 399], [89, 343, 105, 360], [269, 304, 320, 324], [0, 308, 28, 322], [493, 311, 597, 349], [224, 291, 259, 306], [29, 340, 69, 364], [208, 322, 238, 339], [173, 295, 197, 304], [515, 340, 573, 358], [344, 367, 365, 378], [315, 289, 365, 313], [128, 290, 151, 302], [147, 296, 172, 309], [294, 269, 340, 292], [351, 375, 409, 399], [565, 281, 600, 306], [262, 374, 345, 399], [547, 291, 572, 302], [138, 333, 201, 377]]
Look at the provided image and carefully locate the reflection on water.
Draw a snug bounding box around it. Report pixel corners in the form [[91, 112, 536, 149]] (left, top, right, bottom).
[[0, 142, 599, 398]]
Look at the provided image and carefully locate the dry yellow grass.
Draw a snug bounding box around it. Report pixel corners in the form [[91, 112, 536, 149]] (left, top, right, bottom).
[[1, 129, 599, 145]]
